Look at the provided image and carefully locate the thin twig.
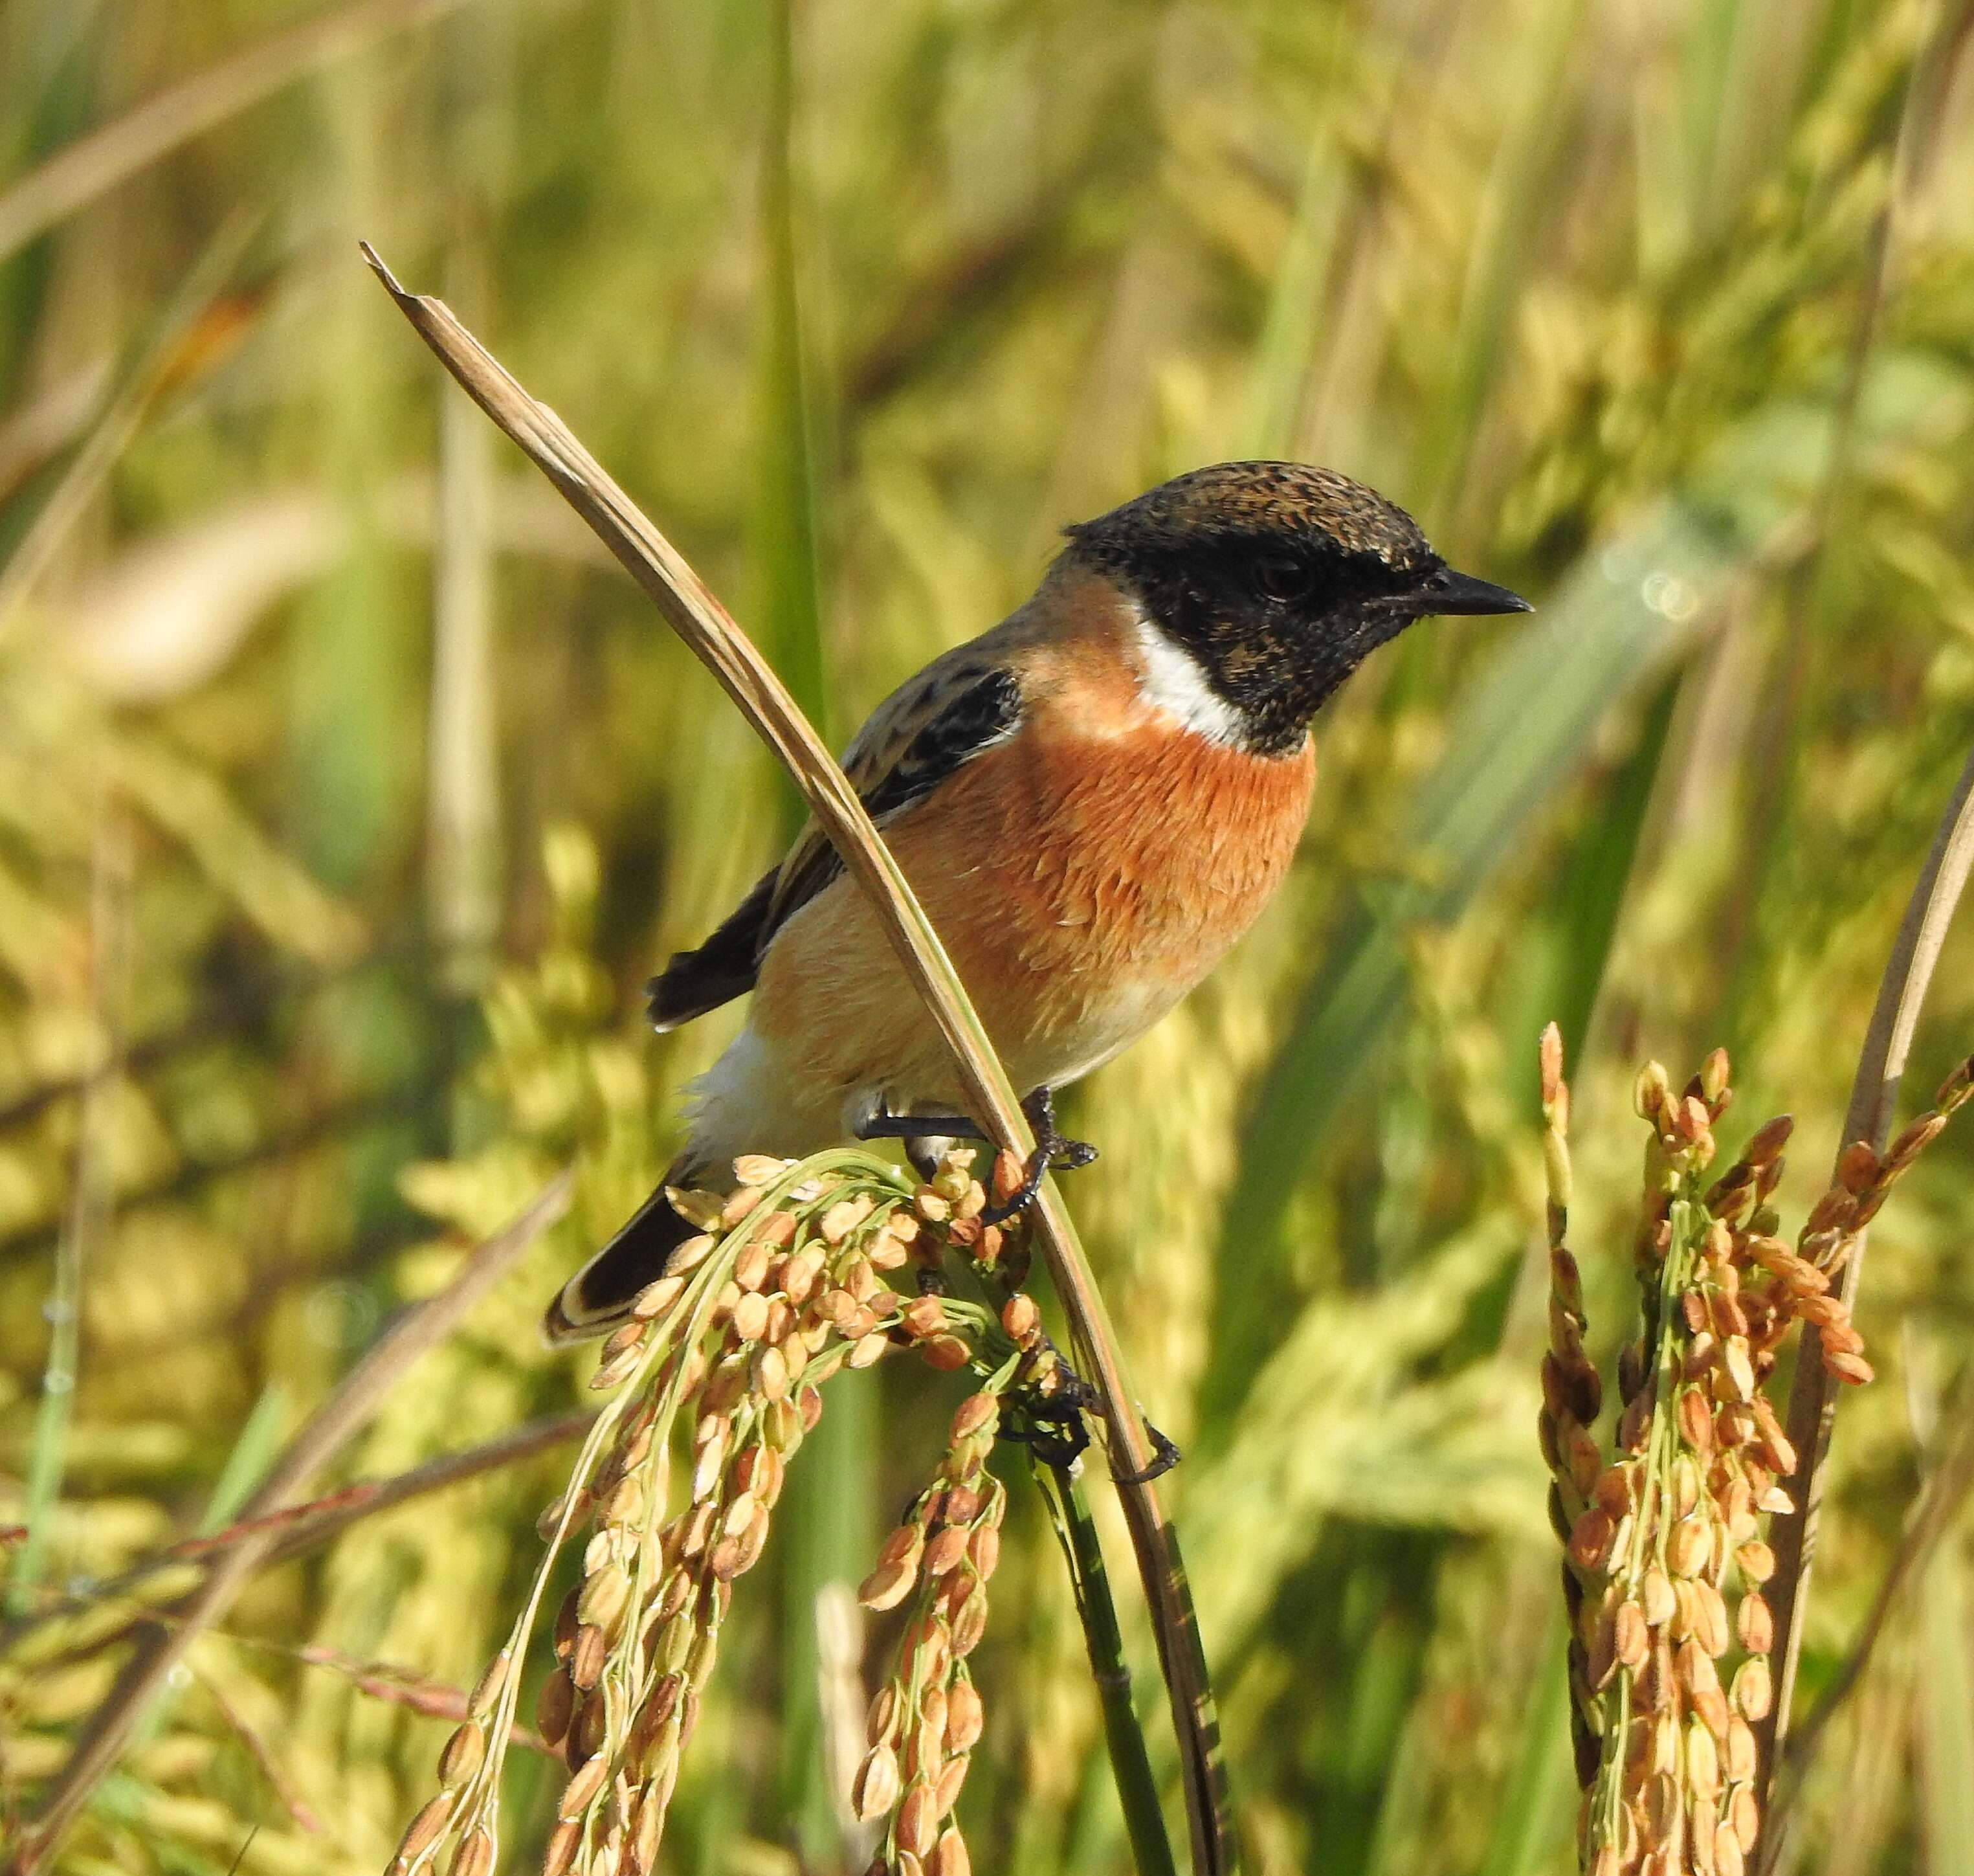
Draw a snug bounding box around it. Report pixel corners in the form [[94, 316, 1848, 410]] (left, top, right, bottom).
[[0, 216, 256, 632], [189, 1666, 328, 1837], [360, 245, 1236, 1874], [0, 0, 472, 264], [293, 1644, 553, 1754], [1757, 743, 1974, 1816], [0, 1410, 594, 1658], [6, 1174, 571, 1874], [1778, 1388, 1974, 1791]]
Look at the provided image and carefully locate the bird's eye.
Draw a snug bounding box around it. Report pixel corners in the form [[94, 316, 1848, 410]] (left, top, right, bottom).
[[1252, 555, 1309, 604]]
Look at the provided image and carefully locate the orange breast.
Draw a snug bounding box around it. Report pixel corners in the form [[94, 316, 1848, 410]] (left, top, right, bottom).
[[750, 695, 1316, 1111], [911, 720, 1312, 1023]]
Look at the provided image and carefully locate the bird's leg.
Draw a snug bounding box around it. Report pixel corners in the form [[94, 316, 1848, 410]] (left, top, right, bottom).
[[980, 1086, 1099, 1225], [854, 1104, 989, 1182], [853, 1091, 1097, 1201], [857, 1104, 990, 1144]]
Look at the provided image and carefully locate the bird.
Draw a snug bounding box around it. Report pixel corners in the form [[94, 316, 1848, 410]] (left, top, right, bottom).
[[544, 460, 1529, 1344]]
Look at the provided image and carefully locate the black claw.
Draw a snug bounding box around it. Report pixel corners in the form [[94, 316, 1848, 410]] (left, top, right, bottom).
[[1004, 1395, 1093, 1469], [981, 1150, 1049, 1226], [856, 1091, 1095, 1223], [981, 1089, 1099, 1224], [980, 1133, 1099, 1224], [1111, 1422, 1183, 1485], [996, 1335, 1096, 1468]]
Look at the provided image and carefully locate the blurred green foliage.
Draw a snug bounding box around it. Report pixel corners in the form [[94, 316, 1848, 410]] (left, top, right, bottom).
[[4, 0, 1974, 1871]]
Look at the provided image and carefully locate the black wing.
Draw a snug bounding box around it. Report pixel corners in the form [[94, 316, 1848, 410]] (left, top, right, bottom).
[[647, 865, 779, 1032], [646, 666, 1023, 1031]]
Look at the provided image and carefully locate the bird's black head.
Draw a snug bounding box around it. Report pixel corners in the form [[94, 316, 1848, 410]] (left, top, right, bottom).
[[1064, 460, 1529, 757]]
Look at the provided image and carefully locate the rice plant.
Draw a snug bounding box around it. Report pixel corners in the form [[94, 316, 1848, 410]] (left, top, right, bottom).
[[6, 1, 1974, 1873]]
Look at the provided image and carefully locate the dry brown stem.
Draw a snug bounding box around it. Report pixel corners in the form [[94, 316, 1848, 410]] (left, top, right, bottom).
[[362, 245, 1232, 1873], [1758, 741, 1974, 1818], [0, 1410, 595, 1666]]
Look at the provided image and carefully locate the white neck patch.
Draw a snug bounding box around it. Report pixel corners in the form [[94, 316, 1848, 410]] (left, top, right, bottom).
[[1130, 611, 1247, 746]]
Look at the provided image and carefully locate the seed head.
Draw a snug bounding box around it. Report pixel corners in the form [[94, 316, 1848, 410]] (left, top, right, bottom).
[[1731, 1657, 1772, 1722], [449, 1829, 494, 1876], [853, 1745, 902, 1821]]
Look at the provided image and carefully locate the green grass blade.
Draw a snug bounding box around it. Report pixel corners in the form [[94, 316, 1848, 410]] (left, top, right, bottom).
[[1034, 1456, 1181, 1876], [195, 1385, 291, 1537], [1681, 0, 1746, 241], [0, 3, 100, 403], [289, 64, 410, 896], [1916, 1535, 1974, 1876], [1476, 1617, 1576, 1876], [425, 7, 513, 1004], [6, 808, 129, 1624], [1423, 0, 1586, 524], [1542, 668, 1680, 1074], [749, 0, 829, 831], [0, 213, 255, 627], [742, 5, 858, 1854], [1238, 39, 1351, 459], [779, 1381, 873, 1864]]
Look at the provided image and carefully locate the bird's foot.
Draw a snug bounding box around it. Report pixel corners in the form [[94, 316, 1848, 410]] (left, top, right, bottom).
[[999, 1345, 1181, 1482], [999, 1347, 1096, 1469], [856, 1089, 1097, 1207], [981, 1088, 1098, 1225], [1110, 1421, 1184, 1484]]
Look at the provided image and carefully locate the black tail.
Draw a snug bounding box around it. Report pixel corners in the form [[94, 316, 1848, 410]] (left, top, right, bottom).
[[542, 1183, 700, 1345]]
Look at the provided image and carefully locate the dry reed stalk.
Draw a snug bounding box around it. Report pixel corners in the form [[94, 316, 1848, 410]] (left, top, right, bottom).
[[391, 1146, 1041, 1876], [0, 1412, 595, 1670], [1536, 1026, 1973, 1876], [1758, 741, 1974, 1807], [364, 246, 1232, 1874]]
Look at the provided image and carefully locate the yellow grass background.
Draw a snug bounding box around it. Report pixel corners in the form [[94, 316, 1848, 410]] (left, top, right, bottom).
[[5, 1, 1974, 1871]]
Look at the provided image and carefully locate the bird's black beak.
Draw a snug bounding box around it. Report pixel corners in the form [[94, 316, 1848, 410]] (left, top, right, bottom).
[[1419, 566, 1533, 617]]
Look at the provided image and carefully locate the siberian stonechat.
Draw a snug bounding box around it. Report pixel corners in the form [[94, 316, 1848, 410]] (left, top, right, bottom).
[[546, 460, 1528, 1341]]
